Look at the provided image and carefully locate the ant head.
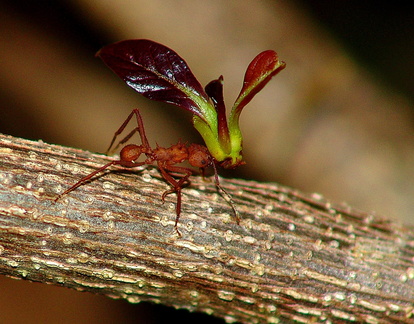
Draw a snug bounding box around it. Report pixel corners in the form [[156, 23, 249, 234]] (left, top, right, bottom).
[[120, 144, 143, 163], [187, 144, 212, 168]]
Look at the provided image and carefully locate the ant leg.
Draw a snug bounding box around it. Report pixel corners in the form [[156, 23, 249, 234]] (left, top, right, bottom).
[[158, 165, 193, 235], [56, 150, 148, 202], [107, 128, 138, 154], [162, 185, 182, 235], [199, 167, 206, 180], [106, 110, 138, 154], [55, 161, 118, 201], [132, 108, 150, 149], [212, 162, 240, 224], [106, 108, 150, 154]]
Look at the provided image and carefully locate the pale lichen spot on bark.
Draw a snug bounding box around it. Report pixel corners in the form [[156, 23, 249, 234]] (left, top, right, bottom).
[[330, 309, 356, 321], [62, 232, 74, 245], [217, 290, 235, 301], [126, 296, 141, 304], [406, 267, 414, 279], [141, 172, 152, 183], [185, 220, 194, 232], [102, 181, 115, 190], [77, 220, 91, 233], [102, 211, 115, 221], [303, 215, 314, 223], [266, 315, 280, 323]]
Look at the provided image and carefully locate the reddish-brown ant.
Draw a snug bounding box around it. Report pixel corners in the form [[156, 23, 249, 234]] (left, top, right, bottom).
[[56, 39, 285, 235], [56, 108, 238, 235]]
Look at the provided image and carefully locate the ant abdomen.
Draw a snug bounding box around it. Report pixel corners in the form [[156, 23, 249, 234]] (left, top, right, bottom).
[[119, 144, 143, 163]]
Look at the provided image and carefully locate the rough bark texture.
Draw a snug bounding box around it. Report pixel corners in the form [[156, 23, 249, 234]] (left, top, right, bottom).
[[0, 133, 413, 324]]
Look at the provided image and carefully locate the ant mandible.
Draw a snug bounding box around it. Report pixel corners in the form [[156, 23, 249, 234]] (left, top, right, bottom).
[[55, 108, 238, 235]]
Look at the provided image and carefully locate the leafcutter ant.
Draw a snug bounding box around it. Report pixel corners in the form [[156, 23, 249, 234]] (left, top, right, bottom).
[[56, 39, 285, 234], [56, 108, 237, 235]]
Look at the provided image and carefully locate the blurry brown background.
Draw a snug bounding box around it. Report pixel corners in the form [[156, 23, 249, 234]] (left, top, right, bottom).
[[1, 1, 413, 323]]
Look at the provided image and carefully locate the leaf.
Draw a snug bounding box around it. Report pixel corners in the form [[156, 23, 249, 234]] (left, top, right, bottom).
[[96, 39, 213, 121], [231, 50, 286, 117], [204, 76, 230, 152], [226, 50, 286, 158]]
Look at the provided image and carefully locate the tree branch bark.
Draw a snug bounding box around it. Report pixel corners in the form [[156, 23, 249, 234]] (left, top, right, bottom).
[[0, 133, 413, 323]]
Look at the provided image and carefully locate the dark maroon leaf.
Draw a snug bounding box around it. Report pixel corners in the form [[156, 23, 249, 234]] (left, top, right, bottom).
[[232, 50, 286, 115], [204, 76, 230, 150], [96, 39, 210, 119]]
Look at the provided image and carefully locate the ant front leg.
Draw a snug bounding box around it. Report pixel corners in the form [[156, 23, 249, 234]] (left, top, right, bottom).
[[106, 108, 150, 154]]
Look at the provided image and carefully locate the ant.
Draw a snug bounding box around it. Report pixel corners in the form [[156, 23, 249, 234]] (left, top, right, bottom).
[[55, 39, 285, 234], [55, 108, 239, 235]]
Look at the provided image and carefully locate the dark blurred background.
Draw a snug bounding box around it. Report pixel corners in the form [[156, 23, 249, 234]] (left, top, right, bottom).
[[1, 1, 413, 323]]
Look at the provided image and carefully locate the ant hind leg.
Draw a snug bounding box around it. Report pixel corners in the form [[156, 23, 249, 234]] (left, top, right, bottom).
[[106, 109, 151, 155]]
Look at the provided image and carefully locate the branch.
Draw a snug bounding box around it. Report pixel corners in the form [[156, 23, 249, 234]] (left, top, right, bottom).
[[0, 133, 413, 323]]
